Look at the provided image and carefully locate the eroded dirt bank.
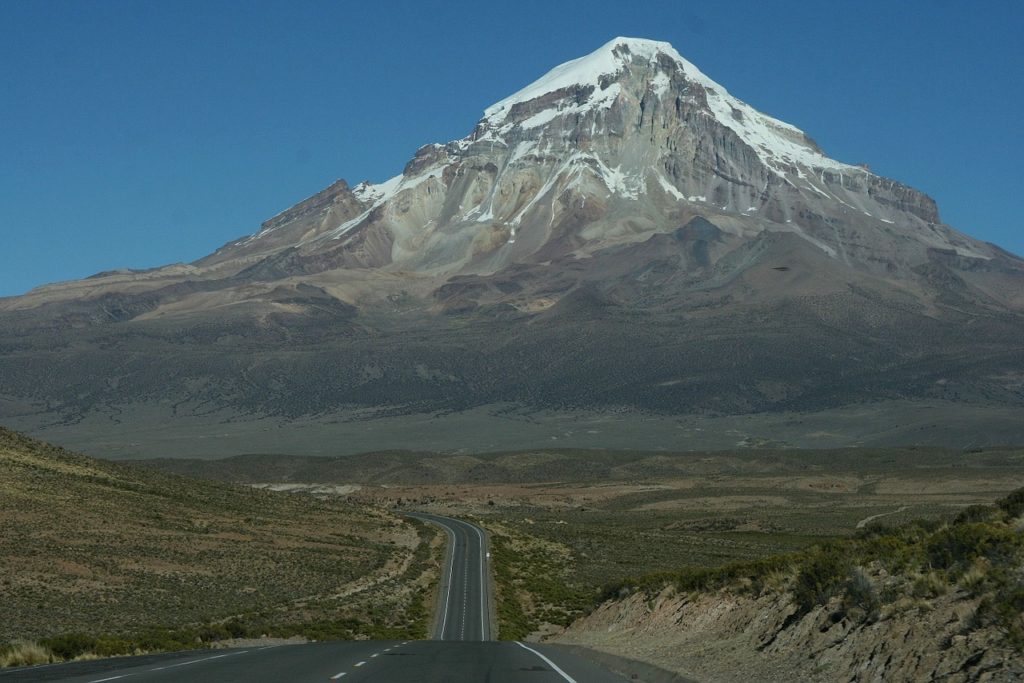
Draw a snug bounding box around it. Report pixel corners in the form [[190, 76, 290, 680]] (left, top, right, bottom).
[[554, 587, 1023, 682]]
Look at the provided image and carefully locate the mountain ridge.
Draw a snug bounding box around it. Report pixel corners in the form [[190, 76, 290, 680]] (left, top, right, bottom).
[[205, 36, 976, 283], [1, 37, 1022, 455]]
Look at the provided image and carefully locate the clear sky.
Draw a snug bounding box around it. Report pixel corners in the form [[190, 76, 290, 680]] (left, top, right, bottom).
[[2, 0, 1022, 296]]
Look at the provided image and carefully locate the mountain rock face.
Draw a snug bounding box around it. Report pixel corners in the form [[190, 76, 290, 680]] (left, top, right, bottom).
[[2, 38, 1023, 455]]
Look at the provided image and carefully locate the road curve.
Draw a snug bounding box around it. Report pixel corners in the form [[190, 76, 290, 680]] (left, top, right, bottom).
[[404, 512, 491, 641], [2, 513, 632, 682]]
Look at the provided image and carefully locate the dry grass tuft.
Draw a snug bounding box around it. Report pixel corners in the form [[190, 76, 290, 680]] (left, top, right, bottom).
[[0, 641, 54, 667], [959, 558, 991, 595]]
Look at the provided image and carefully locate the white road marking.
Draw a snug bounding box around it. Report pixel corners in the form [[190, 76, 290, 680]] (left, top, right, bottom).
[[88, 677, 126, 683], [354, 661, 366, 667], [461, 550, 469, 641], [414, 515, 490, 642], [515, 642, 578, 683], [438, 522, 457, 640], [330, 673, 347, 680], [371, 653, 379, 658], [149, 650, 248, 671]]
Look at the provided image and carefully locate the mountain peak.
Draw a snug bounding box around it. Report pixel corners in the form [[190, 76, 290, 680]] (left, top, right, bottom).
[[209, 35, 987, 276], [3, 35, 1023, 451], [482, 36, 696, 122], [478, 37, 861, 179]]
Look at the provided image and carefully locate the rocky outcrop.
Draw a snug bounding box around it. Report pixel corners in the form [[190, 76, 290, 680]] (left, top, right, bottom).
[[556, 588, 1024, 682]]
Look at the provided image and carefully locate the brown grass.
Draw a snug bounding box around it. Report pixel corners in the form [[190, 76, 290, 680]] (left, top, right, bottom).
[[0, 641, 54, 667], [0, 427, 436, 645]]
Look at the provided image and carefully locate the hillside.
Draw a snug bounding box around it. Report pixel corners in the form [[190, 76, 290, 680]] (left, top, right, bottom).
[[554, 491, 1024, 682], [0, 427, 438, 657]]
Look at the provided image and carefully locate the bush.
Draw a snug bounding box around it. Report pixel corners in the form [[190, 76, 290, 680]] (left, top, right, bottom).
[[996, 488, 1024, 520], [925, 523, 1019, 573], [39, 633, 97, 660], [843, 567, 880, 620], [792, 547, 851, 613], [958, 558, 992, 596], [92, 637, 134, 658], [955, 505, 998, 525], [976, 585, 1024, 647], [911, 571, 948, 599]]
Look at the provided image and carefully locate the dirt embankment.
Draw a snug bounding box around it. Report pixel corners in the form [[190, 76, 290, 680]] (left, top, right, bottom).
[[554, 588, 1023, 682]]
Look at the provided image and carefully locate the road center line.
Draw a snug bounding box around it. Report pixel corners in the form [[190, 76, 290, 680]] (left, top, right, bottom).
[[88, 676, 126, 683], [515, 642, 579, 683], [354, 661, 366, 667], [472, 520, 488, 640], [330, 673, 347, 680]]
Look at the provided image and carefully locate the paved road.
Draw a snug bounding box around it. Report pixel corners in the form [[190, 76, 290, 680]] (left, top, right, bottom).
[[0, 640, 632, 682], [405, 512, 491, 641], [1, 513, 629, 682]]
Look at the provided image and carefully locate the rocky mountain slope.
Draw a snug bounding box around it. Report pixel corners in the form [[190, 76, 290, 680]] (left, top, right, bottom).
[[2, 37, 1022, 455]]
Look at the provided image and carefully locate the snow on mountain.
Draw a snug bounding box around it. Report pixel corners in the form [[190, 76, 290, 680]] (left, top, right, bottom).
[[4, 37, 1024, 447], [482, 37, 860, 175], [228, 36, 994, 272]]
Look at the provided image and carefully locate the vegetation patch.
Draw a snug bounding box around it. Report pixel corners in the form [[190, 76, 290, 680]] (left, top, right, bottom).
[[603, 488, 1024, 647], [487, 525, 593, 640], [0, 427, 440, 666]]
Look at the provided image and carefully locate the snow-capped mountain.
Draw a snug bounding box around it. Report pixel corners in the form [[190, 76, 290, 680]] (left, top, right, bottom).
[[2, 38, 1023, 454], [194, 37, 993, 287]]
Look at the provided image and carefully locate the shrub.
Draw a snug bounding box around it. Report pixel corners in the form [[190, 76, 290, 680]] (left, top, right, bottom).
[[911, 571, 948, 599], [843, 567, 880, 620], [92, 637, 134, 658], [955, 505, 998, 525], [926, 523, 1020, 573], [39, 633, 97, 660], [861, 535, 921, 574], [223, 618, 250, 639], [958, 558, 992, 596], [996, 488, 1024, 520], [792, 547, 851, 613], [976, 584, 1024, 647]]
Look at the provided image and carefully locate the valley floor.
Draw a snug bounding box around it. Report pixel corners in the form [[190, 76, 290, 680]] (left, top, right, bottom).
[[6, 399, 1024, 460]]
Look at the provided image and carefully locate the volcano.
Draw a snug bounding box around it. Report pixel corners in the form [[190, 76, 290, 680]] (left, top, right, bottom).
[[3, 37, 1023, 457]]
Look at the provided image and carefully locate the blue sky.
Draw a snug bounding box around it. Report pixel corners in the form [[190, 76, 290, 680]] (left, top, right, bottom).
[[2, 0, 1022, 296]]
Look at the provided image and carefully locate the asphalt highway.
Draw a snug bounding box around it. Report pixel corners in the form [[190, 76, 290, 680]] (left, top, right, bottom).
[[2, 513, 629, 682], [404, 512, 491, 641], [0, 640, 632, 682]]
